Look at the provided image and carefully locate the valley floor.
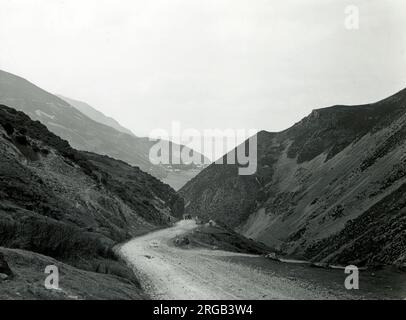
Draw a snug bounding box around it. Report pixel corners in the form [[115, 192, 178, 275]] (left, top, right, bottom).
[[120, 221, 405, 300], [162, 169, 201, 191]]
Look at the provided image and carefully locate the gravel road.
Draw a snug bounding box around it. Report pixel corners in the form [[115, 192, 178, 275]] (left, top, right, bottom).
[[120, 220, 357, 300]]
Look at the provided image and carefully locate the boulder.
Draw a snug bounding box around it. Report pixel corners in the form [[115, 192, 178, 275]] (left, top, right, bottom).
[[174, 236, 190, 246], [396, 262, 406, 272], [265, 252, 280, 261], [310, 262, 330, 269], [0, 252, 13, 276], [207, 220, 217, 227], [0, 273, 9, 281]]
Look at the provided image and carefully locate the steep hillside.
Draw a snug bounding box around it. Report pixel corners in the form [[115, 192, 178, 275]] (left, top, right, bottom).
[[0, 70, 209, 189], [180, 88, 406, 267], [0, 105, 183, 298], [0, 69, 166, 178], [57, 95, 135, 136]]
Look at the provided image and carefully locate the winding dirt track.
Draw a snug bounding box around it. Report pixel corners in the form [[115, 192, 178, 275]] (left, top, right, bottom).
[[119, 220, 346, 300]]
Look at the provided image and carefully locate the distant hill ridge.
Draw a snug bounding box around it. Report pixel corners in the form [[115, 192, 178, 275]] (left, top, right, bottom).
[[0, 69, 209, 189], [57, 94, 135, 136]]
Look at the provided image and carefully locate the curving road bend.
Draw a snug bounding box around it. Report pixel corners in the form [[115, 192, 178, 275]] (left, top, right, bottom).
[[119, 220, 349, 300]]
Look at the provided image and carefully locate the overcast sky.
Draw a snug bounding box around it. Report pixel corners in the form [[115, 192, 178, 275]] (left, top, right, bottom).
[[1, 0, 406, 156]]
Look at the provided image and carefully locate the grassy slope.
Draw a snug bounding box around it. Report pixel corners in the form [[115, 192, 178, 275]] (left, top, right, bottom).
[[0, 247, 146, 300]]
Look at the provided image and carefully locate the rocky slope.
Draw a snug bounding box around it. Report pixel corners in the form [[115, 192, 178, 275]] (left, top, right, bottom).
[[180, 88, 406, 267], [0, 104, 183, 298], [0, 70, 209, 188]]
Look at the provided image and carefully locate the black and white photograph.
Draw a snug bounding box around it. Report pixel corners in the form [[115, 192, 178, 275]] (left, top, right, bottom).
[[0, 0, 405, 308]]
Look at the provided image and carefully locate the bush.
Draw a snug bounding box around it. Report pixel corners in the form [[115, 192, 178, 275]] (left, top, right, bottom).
[[18, 128, 27, 135], [2, 123, 14, 135], [0, 218, 17, 244], [15, 134, 29, 146], [92, 259, 141, 286], [40, 148, 50, 155]]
